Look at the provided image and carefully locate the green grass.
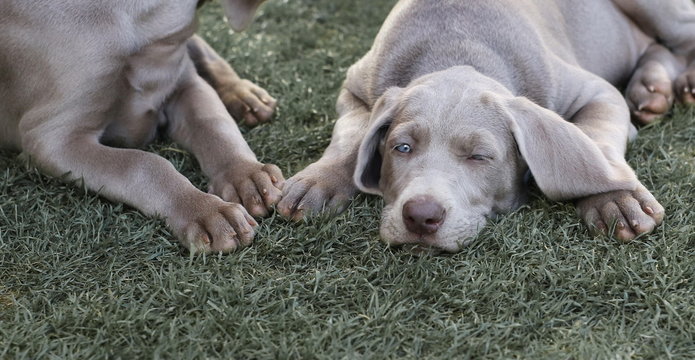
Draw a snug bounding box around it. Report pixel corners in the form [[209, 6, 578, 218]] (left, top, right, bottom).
[[1, 0, 694, 358]]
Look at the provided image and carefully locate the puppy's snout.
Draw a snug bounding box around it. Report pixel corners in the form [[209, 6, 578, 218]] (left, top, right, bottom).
[[402, 196, 446, 235]]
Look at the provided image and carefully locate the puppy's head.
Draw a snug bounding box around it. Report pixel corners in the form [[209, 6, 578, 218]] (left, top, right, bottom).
[[354, 66, 638, 252], [219, 0, 267, 32]]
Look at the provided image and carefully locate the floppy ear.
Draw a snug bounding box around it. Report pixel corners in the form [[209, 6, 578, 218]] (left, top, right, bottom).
[[221, 0, 265, 32], [500, 95, 639, 200], [353, 87, 404, 196]]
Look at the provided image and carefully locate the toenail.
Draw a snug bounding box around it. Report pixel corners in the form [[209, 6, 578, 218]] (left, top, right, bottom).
[[271, 176, 278, 183], [262, 188, 268, 195], [631, 220, 639, 228], [617, 221, 625, 229], [644, 206, 654, 215], [648, 85, 655, 92]]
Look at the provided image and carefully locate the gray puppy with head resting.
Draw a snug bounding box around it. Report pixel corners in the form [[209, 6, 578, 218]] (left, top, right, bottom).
[[278, 0, 695, 252], [0, 0, 281, 253]]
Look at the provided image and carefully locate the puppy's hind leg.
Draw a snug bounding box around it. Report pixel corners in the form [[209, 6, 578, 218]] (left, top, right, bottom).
[[187, 35, 276, 127], [625, 43, 685, 125], [614, 0, 695, 104]]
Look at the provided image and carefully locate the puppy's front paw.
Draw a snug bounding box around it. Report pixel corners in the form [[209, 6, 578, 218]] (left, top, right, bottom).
[[170, 194, 258, 254], [218, 79, 277, 127], [277, 162, 357, 221], [674, 65, 695, 105], [625, 60, 673, 125], [208, 162, 285, 217], [576, 185, 664, 242]]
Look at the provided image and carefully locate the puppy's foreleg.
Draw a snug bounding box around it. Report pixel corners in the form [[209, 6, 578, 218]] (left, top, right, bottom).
[[560, 68, 665, 241], [165, 64, 284, 218], [276, 88, 370, 220], [21, 122, 255, 253]]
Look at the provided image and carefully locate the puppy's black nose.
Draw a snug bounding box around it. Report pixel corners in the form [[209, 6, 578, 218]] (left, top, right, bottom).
[[402, 196, 446, 235]]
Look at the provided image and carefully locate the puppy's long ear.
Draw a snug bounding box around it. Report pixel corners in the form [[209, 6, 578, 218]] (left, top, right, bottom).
[[221, 0, 265, 32], [497, 95, 639, 200], [354, 87, 404, 196]]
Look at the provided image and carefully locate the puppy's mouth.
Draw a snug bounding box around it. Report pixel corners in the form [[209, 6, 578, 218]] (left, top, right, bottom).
[[385, 229, 479, 254], [387, 234, 456, 255], [401, 243, 444, 256]]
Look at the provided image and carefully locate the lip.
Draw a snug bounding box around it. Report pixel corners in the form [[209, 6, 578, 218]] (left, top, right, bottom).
[[404, 243, 443, 255], [384, 233, 447, 254]]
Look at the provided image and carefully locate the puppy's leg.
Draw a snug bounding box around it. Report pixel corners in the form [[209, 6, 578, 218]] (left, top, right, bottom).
[[276, 89, 368, 220], [187, 35, 276, 127], [614, 0, 695, 104], [625, 43, 685, 124], [560, 69, 665, 241], [21, 121, 255, 254], [675, 62, 695, 104], [165, 64, 284, 218]]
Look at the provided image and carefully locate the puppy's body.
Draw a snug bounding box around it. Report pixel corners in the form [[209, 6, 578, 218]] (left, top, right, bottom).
[[279, 0, 695, 251], [0, 0, 281, 253], [350, 1, 646, 116], [1, 1, 195, 148]]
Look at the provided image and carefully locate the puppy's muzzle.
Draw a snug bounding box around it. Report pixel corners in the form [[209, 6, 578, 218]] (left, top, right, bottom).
[[402, 195, 447, 235]]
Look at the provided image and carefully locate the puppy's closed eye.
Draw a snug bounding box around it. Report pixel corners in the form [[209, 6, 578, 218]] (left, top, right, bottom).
[[467, 154, 489, 162]]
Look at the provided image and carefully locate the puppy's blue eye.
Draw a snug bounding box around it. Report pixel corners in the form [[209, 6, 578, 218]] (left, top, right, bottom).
[[468, 154, 486, 161], [394, 143, 412, 153]]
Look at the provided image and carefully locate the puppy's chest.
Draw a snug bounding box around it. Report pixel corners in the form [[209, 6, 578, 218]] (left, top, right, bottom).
[[124, 40, 189, 107], [106, 27, 195, 147]]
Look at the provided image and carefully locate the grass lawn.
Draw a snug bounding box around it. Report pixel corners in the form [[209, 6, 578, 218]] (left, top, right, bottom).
[[1, 0, 694, 358]]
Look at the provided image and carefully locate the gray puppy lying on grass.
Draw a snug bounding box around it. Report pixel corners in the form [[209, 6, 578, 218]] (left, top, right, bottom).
[[278, 0, 695, 252], [0, 0, 282, 253]]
